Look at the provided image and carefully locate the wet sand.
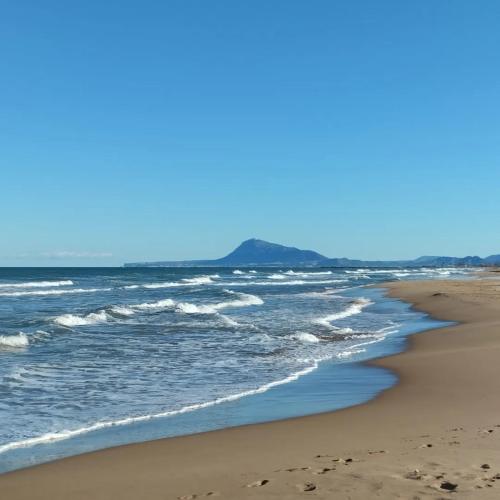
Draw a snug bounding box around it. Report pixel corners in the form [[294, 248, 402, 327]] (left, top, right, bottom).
[[2, 277, 500, 499]]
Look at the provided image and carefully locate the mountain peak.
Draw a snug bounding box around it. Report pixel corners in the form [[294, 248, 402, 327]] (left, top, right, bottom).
[[217, 239, 328, 266]]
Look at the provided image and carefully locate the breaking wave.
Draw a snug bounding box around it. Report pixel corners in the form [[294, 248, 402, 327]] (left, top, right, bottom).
[[142, 275, 219, 289], [53, 292, 263, 326], [54, 311, 110, 327], [0, 332, 29, 348], [284, 270, 333, 276], [292, 332, 321, 343], [214, 279, 348, 287], [176, 290, 263, 315], [0, 288, 110, 298], [0, 280, 73, 289], [314, 298, 372, 328]]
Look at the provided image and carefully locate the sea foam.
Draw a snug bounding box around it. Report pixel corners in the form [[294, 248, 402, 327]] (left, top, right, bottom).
[[0, 288, 110, 298], [142, 275, 217, 289], [0, 280, 73, 289], [52, 291, 262, 327], [176, 291, 263, 315], [54, 311, 110, 327], [292, 332, 321, 343], [315, 298, 372, 328], [0, 332, 29, 348]]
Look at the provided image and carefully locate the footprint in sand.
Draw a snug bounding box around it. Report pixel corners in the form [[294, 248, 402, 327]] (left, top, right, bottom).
[[439, 481, 458, 491], [313, 467, 334, 475], [297, 482, 316, 492], [246, 479, 269, 488], [178, 493, 219, 500], [405, 469, 424, 480], [330, 457, 354, 464], [404, 469, 439, 482]]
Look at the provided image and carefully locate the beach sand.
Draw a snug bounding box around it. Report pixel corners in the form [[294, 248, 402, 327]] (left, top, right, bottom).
[[2, 277, 500, 499]]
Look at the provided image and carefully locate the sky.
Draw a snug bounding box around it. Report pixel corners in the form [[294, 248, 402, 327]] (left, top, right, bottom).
[[1, 1, 499, 266]]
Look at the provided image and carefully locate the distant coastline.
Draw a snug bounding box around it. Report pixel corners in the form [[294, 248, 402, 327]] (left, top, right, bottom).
[[124, 238, 500, 268]]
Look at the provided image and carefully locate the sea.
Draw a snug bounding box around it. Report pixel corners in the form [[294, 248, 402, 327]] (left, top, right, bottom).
[[0, 266, 470, 472]]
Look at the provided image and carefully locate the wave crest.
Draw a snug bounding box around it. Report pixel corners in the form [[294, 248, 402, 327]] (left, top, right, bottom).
[[0, 280, 73, 289], [314, 298, 372, 328], [0, 332, 29, 348], [0, 288, 110, 298], [54, 311, 110, 327]]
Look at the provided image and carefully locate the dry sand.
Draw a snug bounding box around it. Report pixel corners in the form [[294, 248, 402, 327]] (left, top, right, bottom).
[[2, 277, 500, 499]]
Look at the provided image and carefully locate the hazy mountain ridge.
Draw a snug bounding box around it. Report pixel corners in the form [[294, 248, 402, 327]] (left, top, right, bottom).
[[124, 239, 500, 268]]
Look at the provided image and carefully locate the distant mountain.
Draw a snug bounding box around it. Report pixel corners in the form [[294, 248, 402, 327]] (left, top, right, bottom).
[[214, 238, 327, 266], [124, 239, 500, 268], [125, 239, 328, 267], [483, 254, 500, 265], [410, 255, 486, 266]]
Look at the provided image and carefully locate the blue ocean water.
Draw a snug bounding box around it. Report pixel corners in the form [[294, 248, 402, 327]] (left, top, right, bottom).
[[0, 266, 465, 472]]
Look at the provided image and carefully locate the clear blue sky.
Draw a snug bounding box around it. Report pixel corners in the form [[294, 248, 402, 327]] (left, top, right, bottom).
[[1, 1, 499, 266]]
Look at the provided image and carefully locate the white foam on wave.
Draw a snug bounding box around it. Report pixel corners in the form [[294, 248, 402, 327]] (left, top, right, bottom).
[[0, 361, 319, 455], [337, 348, 366, 358], [182, 275, 219, 285], [327, 324, 394, 338], [215, 279, 347, 287], [232, 270, 244, 275], [337, 333, 390, 359], [0, 280, 73, 289], [142, 275, 218, 289], [52, 291, 261, 327], [142, 282, 179, 289], [54, 311, 110, 327], [292, 332, 321, 343], [268, 273, 286, 280], [0, 288, 110, 298], [176, 290, 263, 315], [176, 302, 216, 314], [133, 298, 176, 311], [299, 288, 345, 298], [255, 279, 309, 285], [284, 270, 333, 276], [347, 333, 382, 339], [345, 269, 401, 275], [0, 332, 29, 348], [54, 298, 178, 326], [109, 306, 136, 317], [314, 298, 372, 328], [331, 327, 354, 334]]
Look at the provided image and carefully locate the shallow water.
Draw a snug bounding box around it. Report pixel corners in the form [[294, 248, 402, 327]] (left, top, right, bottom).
[[0, 266, 464, 472]]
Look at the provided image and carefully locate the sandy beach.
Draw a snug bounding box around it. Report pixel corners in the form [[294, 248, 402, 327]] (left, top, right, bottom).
[[2, 277, 500, 499]]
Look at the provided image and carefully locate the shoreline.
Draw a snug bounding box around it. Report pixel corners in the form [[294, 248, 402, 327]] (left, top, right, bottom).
[[0, 285, 428, 474], [2, 277, 500, 498]]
